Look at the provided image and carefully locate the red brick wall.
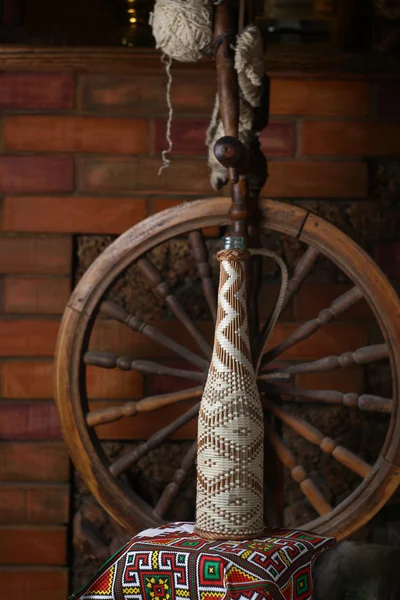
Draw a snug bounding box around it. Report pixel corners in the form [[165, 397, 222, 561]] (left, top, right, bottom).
[[0, 68, 399, 599]]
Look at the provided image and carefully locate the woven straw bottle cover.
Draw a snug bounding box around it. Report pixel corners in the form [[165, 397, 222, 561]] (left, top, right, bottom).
[[195, 237, 264, 540]]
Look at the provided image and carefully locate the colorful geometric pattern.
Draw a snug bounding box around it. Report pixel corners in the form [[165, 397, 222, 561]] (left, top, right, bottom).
[[197, 251, 265, 538], [71, 522, 335, 600]]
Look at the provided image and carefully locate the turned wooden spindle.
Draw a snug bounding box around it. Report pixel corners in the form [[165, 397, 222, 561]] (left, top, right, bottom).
[[189, 230, 217, 322], [84, 350, 205, 381], [214, 1, 239, 142], [262, 383, 393, 414], [137, 256, 212, 358], [110, 402, 200, 477], [100, 301, 208, 370], [213, 1, 251, 239], [86, 386, 203, 427], [262, 286, 364, 365], [153, 442, 197, 519], [264, 398, 372, 479], [260, 344, 389, 378], [266, 427, 332, 516], [283, 247, 320, 313]]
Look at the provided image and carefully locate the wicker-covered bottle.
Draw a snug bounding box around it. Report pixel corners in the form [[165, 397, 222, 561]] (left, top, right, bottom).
[[195, 237, 264, 539]]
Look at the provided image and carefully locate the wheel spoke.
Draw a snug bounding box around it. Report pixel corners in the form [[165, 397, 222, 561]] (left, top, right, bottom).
[[283, 247, 320, 313], [86, 386, 203, 427], [84, 350, 205, 382], [261, 383, 393, 414], [261, 286, 364, 366], [263, 398, 372, 479], [266, 426, 332, 516], [260, 344, 389, 378], [153, 441, 197, 519], [137, 256, 212, 358], [257, 372, 292, 383], [189, 230, 217, 322], [109, 402, 200, 477], [101, 301, 209, 370], [255, 247, 320, 363]]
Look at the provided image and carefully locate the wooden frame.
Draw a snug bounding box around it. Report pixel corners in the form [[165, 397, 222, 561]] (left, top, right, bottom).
[[55, 197, 400, 540], [0, 44, 397, 76]]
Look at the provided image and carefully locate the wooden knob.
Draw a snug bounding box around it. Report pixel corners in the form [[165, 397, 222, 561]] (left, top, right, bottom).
[[213, 136, 248, 170]]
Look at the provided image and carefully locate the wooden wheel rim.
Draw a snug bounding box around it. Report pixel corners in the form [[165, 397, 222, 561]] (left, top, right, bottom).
[[55, 198, 400, 541]]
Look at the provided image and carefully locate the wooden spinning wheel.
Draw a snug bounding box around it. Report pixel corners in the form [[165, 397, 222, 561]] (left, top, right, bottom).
[[54, 0, 400, 544], [55, 197, 400, 542]]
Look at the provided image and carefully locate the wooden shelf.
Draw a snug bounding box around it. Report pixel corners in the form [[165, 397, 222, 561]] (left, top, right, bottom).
[[0, 45, 398, 78], [261, 8, 334, 20]]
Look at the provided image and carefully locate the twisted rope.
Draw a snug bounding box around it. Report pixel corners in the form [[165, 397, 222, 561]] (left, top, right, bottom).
[[249, 249, 289, 373]]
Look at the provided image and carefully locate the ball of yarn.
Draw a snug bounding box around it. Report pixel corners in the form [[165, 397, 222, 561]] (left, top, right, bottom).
[[149, 0, 213, 63]]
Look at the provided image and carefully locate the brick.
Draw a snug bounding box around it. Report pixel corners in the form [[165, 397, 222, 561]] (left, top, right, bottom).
[[302, 121, 400, 157], [0, 485, 69, 524], [154, 118, 207, 155], [90, 318, 214, 359], [80, 74, 165, 112], [0, 236, 72, 275], [3, 277, 70, 314], [296, 365, 364, 394], [0, 157, 73, 193], [0, 403, 61, 440], [259, 122, 296, 157], [0, 442, 69, 481], [170, 76, 216, 114], [151, 198, 220, 238], [262, 161, 367, 198], [4, 116, 148, 154], [0, 73, 73, 110], [376, 82, 400, 120], [0, 568, 68, 600], [1, 360, 144, 400], [373, 242, 400, 279], [2, 196, 147, 234], [2, 361, 54, 398], [0, 319, 59, 356], [154, 119, 296, 157], [272, 323, 369, 361], [295, 283, 373, 320], [151, 198, 187, 212], [92, 401, 197, 440], [146, 373, 198, 396], [147, 359, 203, 396], [86, 365, 144, 399], [0, 526, 67, 565], [270, 80, 370, 117], [79, 73, 215, 114], [91, 318, 367, 361], [77, 157, 211, 195], [78, 157, 367, 198]]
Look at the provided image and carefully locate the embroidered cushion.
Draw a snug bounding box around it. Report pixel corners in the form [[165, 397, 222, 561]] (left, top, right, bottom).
[[71, 522, 335, 600]]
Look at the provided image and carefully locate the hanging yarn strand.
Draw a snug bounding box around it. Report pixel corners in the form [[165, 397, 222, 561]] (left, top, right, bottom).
[[149, 0, 213, 174], [158, 54, 173, 176]]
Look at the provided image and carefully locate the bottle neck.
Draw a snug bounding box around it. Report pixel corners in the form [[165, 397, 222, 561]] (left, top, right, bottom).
[[222, 236, 245, 250]]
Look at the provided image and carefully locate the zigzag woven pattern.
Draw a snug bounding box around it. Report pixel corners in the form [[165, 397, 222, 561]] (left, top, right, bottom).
[[196, 251, 264, 538]]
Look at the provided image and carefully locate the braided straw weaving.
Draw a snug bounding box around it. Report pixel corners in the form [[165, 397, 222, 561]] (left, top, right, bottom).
[[195, 248, 264, 539]]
